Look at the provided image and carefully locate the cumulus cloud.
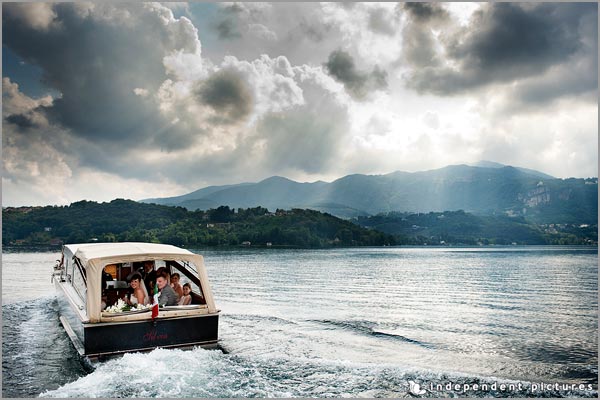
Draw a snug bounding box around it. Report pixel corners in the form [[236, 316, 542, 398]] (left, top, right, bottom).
[[2, 2, 58, 31], [400, 2, 452, 69], [251, 65, 350, 175], [3, 2, 200, 146], [157, 53, 306, 146], [3, 78, 74, 204], [3, 3, 210, 194], [206, 3, 374, 68], [213, 3, 271, 40], [324, 49, 387, 100], [203, 3, 401, 81]]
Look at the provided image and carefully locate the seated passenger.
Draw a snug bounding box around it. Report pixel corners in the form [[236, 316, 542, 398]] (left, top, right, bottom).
[[156, 273, 178, 306], [156, 267, 171, 284], [101, 266, 114, 309], [178, 283, 192, 305], [170, 273, 183, 300], [125, 273, 149, 305]]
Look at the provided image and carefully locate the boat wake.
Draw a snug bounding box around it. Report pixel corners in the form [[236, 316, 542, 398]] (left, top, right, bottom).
[[310, 318, 434, 348], [40, 345, 598, 398], [2, 297, 598, 397], [3, 299, 597, 398], [2, 297, 88, 398]]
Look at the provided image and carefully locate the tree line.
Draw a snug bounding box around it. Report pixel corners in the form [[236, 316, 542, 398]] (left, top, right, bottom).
[[4, 200, 595, 248], [2, 199, 395, 248], [354, 210, 597, 245]]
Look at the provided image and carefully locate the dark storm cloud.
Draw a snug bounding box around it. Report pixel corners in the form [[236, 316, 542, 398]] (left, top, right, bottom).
[[403, 2, 449, 22], [5, 113, 38, 129], [449, 3, 579, 71], [403, 2, 597, 104], [1, 1, 213, 192], [196, 69, 254, 124], [324, 50, 388, 100], [2, 3, 197, 147]]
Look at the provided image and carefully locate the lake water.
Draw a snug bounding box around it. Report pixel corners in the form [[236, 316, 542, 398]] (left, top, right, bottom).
[[2, 246, 598, 397]]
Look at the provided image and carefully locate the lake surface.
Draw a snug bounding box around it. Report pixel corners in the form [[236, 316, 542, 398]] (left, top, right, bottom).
[[2, 246, 598, 397]]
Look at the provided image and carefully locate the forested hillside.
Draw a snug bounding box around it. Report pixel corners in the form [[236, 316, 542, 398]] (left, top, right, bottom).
[[355, 210, 597, 245], [3, 199, 395, 248]]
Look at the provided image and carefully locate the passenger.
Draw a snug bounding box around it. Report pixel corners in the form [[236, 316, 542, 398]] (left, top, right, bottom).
[[125, 273, 149, 305], [178, 283, 192, 306], [102, 266, 114, 290], [141, 261, 156, 294], [156, 267, 170, 284], [156, 273, 178, 306], [101, 266, 114, 309], [170, 273, 183, 300]]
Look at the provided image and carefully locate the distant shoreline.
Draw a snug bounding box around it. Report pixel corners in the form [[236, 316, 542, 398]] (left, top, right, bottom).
[[4, 201, 597, 249], [3, 243, 597, 254]]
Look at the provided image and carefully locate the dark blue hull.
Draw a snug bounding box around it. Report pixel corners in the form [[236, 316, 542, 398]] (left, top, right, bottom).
[[84, 314, 219, 358]]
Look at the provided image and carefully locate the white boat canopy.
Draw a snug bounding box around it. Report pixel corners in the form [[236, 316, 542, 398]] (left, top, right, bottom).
[[69, 242, 217, 322]]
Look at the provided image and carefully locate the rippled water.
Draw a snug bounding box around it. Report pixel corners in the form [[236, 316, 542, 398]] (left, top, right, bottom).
[[2, 246, 598, 397]]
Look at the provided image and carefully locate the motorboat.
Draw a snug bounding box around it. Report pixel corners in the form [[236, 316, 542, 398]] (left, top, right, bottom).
[[52, 242, 219, 360]]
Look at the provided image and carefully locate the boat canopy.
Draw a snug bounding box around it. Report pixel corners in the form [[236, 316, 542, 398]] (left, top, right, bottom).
[[69, 242, 217, 322]]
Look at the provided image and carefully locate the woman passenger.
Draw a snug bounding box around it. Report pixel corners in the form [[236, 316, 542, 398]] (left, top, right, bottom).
[[170, 273, 184, 299], [125, 273, 149, 305], [178, 283, 192, 305]]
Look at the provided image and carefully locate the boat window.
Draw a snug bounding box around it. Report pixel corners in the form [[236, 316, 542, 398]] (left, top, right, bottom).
[[102, 263, 134, 308], [167, 260, 206, 305], [72, 259, 87, 302], [68, 256, 74, 283]]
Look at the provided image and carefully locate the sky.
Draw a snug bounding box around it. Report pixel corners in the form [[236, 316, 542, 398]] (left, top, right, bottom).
[[2, 2, 598, 207]]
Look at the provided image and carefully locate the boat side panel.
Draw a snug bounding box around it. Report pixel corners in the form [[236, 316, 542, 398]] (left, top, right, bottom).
[[84, 314, 219, 356], [54, 280, 86, 343]]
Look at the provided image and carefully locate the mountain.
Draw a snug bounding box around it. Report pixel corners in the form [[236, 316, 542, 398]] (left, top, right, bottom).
[[469, 160, 555, 179], [142, 183, 253, 206], [141, 163, 598, 224]]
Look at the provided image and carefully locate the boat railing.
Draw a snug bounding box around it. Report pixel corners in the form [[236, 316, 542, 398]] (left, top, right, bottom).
[[181, 260, 197, 274]]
